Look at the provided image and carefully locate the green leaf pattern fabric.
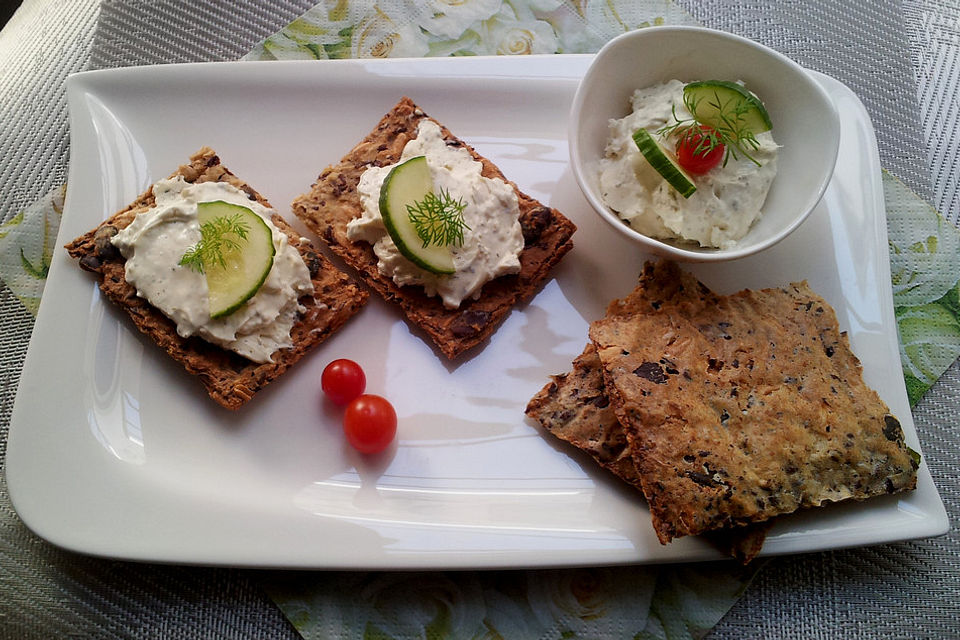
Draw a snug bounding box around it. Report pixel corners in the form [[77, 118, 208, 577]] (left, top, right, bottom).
[[0, 184, 64, 315], [886, 170, 960, 404]]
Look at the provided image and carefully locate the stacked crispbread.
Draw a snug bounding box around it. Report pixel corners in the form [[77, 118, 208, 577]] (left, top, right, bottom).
[[66, 147, 368, 409], [527, 260, 918, 560], [292, 97, 576, 359]]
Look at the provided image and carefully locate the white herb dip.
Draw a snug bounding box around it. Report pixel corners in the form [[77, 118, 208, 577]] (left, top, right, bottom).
[[598, 79, 779, 249], [111, 178, 313, 363], [347, 119, 524, 309]]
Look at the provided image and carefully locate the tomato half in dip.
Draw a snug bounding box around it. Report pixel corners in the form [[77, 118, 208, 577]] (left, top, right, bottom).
[[675, 126, 724, 175]]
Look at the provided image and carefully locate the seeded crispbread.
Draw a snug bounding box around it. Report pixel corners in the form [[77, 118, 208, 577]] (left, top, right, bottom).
[[291, 96, 576, 359], [525, 342, 771, 563], [525, 343, 640, 490], [589, 261, 918, 544], [65, 147, 368, 410]]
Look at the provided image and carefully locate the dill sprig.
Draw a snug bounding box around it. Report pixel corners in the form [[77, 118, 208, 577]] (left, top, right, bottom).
[[658, 90, 763, 167], [179, 213, 250, 273], [406, 188, 470, 248]]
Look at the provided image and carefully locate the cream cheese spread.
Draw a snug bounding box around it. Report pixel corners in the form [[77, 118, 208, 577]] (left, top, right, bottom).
[[111, 178, 313, 363], [598, 79, 779, 249], [347, 120, 524, 309]]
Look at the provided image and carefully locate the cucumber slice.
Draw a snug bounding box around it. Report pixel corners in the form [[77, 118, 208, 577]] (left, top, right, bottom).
[[196, 200, 275, 319], [379, 155, 456, 275], [632, 128, 697, 198], [683, 80, 772, 134]]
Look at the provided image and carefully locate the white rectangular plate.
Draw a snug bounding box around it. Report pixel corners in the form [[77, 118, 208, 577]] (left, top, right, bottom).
[[7, 57, 948, 569]]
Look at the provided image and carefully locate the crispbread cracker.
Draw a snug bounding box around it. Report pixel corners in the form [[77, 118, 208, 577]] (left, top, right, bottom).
[[65, 147, 368, 410], [590, 261, 918, 543], [525, 341, 771, 563], [291, 97, 576, 359], [525, 343, 641, 490]]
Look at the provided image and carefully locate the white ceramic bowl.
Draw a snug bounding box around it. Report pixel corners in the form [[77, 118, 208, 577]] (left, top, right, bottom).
[[569, 26, 840, 262]]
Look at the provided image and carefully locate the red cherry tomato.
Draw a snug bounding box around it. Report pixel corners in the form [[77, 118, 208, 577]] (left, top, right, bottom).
[[343, 394, 397, 454], [675, 127, 724, 175], [321, 359, 366, 406]]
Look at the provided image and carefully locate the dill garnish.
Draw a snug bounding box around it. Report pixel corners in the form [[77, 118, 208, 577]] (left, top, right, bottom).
[[179, 213, 250, 273], [406, 188, 470, 248], [658, 90, 763, 167]]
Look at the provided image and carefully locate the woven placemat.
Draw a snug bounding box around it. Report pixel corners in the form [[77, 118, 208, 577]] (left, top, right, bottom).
[[0, 0, 97, 228], [903, 0, 960, 225], [0, 0, 956, 638]]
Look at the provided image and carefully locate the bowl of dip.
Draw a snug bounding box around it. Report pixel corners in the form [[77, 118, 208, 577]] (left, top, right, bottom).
[[569, 26, 840, 262]]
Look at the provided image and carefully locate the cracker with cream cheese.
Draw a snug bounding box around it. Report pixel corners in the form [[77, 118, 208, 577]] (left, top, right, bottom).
[[65, 147, 368, 410], [291, 97, 576, 359]]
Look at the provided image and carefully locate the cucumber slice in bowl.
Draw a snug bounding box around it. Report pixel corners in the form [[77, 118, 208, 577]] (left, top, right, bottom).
[[632, 128, 697, 198], [379, 155, 457, 275], [193, 200, 276, 319], [683, 80, 772, 134]]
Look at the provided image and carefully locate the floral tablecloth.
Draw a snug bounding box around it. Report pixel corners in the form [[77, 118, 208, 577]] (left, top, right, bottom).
[[0, 1, 956, 639]]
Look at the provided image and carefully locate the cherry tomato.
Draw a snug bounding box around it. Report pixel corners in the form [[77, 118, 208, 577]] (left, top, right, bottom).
[[675, 127, 724, 175], [343, 394, 397, 454], [321, 359, 366, 406]]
